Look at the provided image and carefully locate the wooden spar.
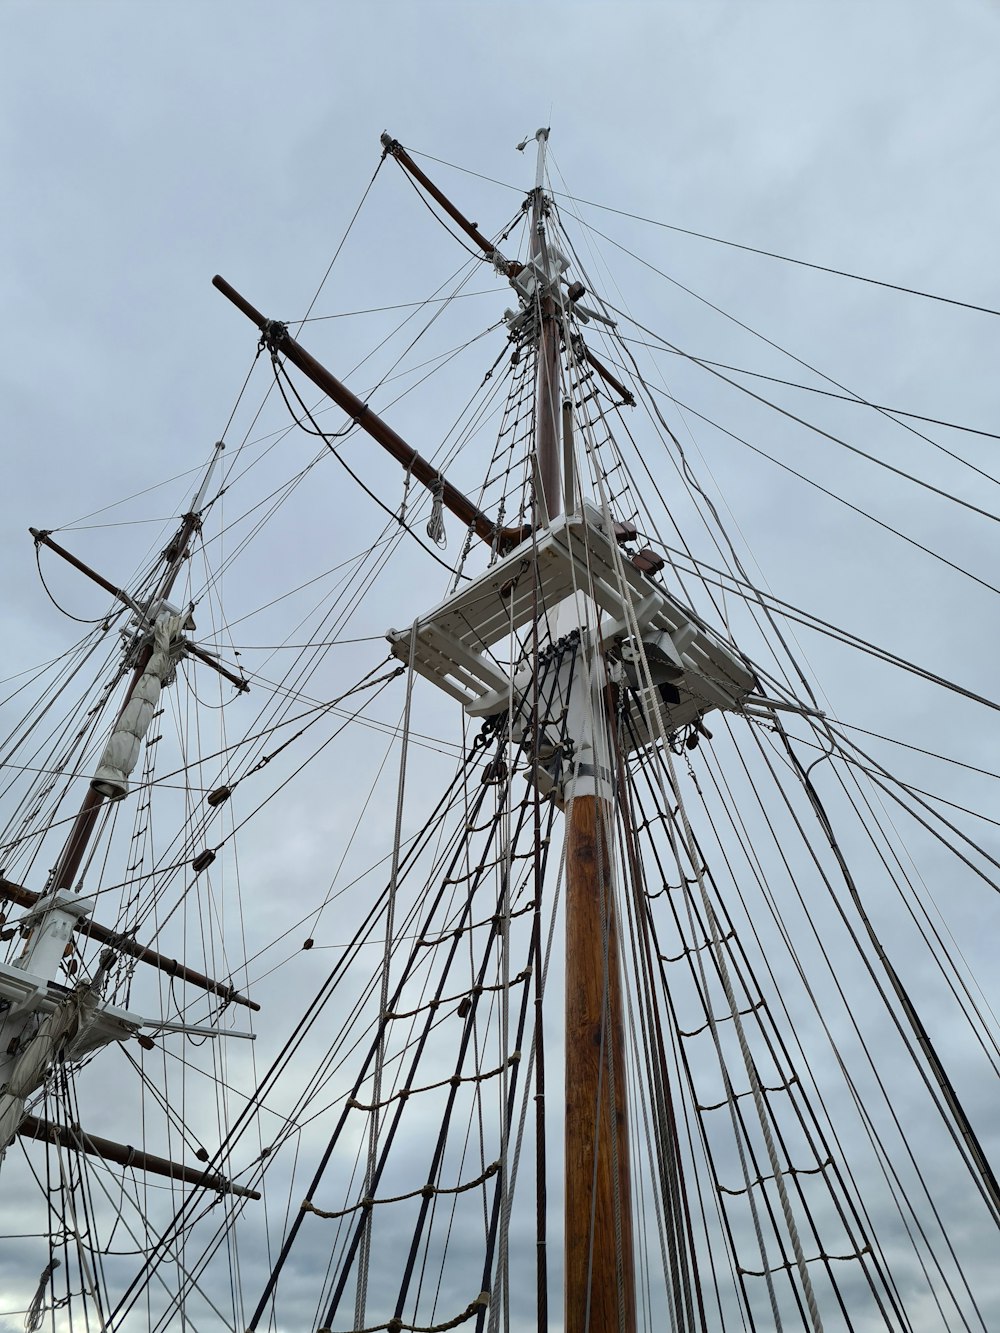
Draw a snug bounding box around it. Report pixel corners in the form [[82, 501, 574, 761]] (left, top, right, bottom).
[[580, 346, 637, 408], [0, 876, 259, 1011], [17, 1113, 261, 1199], [212, 276, 526, 553], [29, 529, 248, 694], [564, 796, 636, 1333], [379, 135, 522, 276], [29, 527, 142, 614], [379, 135, 636, 422], [185, 638, 250, 692]]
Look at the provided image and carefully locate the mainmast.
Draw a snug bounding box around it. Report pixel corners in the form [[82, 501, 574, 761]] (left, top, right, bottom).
[[526, 127, 637, 1333], [217, 130, 761, 1330]]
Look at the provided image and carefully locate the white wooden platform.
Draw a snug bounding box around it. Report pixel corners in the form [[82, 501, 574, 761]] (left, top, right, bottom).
[[387, 502, 756, 744]]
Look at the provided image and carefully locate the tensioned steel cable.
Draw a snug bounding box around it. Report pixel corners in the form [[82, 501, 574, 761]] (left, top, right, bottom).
[[401, 143, 1000, 322]]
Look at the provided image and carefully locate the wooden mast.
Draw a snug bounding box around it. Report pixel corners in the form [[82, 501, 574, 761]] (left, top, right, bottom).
[[530, 129, 562, 529], [217, 132, 639, 1328], [524, 129, 637, 1333]]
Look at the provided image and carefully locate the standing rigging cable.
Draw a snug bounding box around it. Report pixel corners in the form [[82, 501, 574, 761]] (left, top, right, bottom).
[[354, 623, 418, 1328]]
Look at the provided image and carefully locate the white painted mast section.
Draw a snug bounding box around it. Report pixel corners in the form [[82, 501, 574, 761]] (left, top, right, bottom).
[[90, 608, 186, 799], [0, 900, 119, 1154], [91, 439, 223, 800]]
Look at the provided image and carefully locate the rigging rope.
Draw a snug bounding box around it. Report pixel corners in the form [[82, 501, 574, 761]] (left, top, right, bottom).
[[402, 144, 1000, 319]]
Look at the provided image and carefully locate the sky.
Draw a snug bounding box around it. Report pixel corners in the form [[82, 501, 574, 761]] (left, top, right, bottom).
[[2, 1, 1000, 1330]]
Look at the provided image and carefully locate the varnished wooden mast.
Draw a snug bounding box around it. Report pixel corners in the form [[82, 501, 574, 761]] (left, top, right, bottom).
[[524, 129, 637, 1332], [564, 794, 636, 1333]]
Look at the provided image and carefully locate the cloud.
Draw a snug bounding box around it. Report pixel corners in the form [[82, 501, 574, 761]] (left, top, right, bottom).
[[2, 3, 1000, 1330]]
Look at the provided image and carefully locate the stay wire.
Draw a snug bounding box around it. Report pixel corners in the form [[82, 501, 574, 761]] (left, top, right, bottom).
[[687, 739, 913, 1329], [354, 623, 417, 1327], [621, 338, 1000, 449], [609, 322, 1000, 528], [659, 391, 1000, 601], [402, 144, 1000, 321], [109, 746, 487, 1329], [584, 222, 996, 520], [270, 357, 464, 577], [691, 727, 959, 1329], [631, 538, 1000, 718], [788, 725, 1000, 1069], [587, 205, 1000, 322], [298, 290, 501, 323], [211, 155, 384, 497], [296, 156, 387, 331]]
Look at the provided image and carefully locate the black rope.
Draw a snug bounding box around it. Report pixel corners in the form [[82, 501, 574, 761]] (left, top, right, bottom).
[[665, 391, 1000, 600], [270, 356, 466, 577], [621, 336, 1000, 447], [402, 144, 1000, 320], [34, 540, 119, 625]]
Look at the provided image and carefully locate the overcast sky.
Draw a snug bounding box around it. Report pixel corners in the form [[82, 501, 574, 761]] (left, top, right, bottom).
[[2, 3, 1000, 1330]]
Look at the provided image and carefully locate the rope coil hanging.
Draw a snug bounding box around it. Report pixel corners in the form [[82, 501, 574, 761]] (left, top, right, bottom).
[[426, 476, 447, 548]]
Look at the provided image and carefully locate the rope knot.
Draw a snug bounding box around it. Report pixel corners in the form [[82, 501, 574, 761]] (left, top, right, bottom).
[[261, 319, 288, 356]]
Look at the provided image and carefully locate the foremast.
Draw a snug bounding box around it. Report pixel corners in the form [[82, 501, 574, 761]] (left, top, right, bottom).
[[0, 442, 257, 1189]]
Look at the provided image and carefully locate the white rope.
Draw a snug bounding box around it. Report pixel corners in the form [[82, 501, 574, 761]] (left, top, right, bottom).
[[486, 566, 520, 1333], [24, 1259, 59, 1332], [426, 477, 447, 549], [355, 623, 418, 1329]]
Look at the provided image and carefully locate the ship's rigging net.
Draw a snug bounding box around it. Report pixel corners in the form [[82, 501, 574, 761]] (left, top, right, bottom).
[[0, 139, 998, 1333]]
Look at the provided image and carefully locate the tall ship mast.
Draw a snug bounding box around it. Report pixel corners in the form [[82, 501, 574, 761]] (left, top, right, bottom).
[[1, 130, 998, 1333]]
